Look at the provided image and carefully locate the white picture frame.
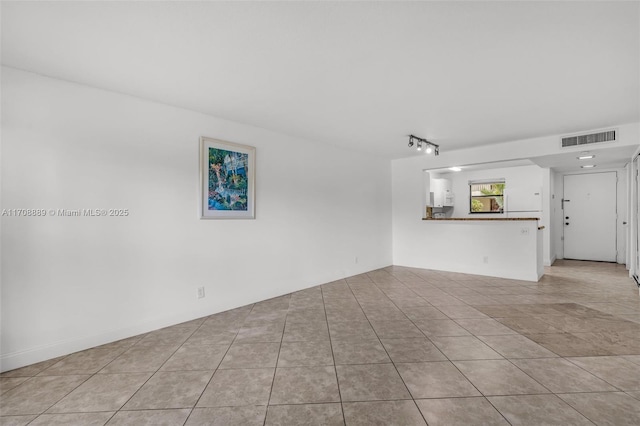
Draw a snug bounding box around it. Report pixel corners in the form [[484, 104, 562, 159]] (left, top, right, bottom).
[[200, 137, 255, 219]]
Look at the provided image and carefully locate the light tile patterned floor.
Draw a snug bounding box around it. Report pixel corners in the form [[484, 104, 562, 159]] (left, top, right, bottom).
[[2, 260, 640, 425]]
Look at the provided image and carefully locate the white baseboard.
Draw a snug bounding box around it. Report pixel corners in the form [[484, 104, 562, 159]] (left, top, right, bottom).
[[1, 263, 393, 373], [394, 262, 540, 282], [0, 305, 220, 373]]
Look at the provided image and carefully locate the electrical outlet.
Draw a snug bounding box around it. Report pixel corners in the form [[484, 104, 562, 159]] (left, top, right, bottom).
[[197, 287, 205, 299], [483, 256, 489, 264], [355, 257, 358, 264]]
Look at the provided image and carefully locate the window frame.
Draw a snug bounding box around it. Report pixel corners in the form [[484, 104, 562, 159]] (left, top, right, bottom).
[[469, 180, 505, 214]]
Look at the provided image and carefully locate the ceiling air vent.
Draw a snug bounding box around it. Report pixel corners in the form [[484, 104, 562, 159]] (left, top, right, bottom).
[[561, 130, 616, 148]]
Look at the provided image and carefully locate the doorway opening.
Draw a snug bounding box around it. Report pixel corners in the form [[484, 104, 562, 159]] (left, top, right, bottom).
[[563, 172, 617, 262]]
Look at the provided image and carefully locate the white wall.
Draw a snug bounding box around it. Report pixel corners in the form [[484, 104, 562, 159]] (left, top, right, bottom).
[[426, 165, 551, 264], [0, 68, 393, 371], [393, 217, 542, 281], [393, 162, 544, 281], [434, 164, 544, 219], [392, 123, 639, 273], [395, 123, 640, 176]]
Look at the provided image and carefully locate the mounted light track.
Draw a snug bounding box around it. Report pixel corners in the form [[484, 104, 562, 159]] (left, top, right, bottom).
[[408, 135, 439, 155]]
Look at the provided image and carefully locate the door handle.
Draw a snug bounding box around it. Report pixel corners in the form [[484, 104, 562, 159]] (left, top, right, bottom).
[[565, 222, 570, 226], [565, 216, 569, 220]]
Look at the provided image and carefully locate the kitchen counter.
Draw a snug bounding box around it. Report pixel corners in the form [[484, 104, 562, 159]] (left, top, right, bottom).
[[397, 218, 544, 281]]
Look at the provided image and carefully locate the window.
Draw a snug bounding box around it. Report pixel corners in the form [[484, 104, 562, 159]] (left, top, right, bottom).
[[470, 180, 505, 213]]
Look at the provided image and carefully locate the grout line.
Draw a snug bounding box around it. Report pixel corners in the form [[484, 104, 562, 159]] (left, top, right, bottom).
[[370, 270, 448, 425], [321, 283, 348, 426], [18, 363, 99, 422], [111, 326, 205, 420], [262, 297, 287, 426], [347, 271, 434, 425], [178, 308, 249, 426], [367, 269, 515, 425], [4, 263, 639, 424]]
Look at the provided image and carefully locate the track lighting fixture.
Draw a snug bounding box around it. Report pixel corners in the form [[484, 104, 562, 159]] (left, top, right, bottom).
[[408, 135, 439, 155]]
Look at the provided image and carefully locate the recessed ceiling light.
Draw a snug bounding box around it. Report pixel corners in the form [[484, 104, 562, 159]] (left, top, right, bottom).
[[449, 167, 462, 172], [577, 155, 595, 160], [581, 165, 596, 168]]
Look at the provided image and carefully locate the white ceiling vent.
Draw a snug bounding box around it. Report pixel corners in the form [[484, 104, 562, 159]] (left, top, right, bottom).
[[561, 130, 616, 148]]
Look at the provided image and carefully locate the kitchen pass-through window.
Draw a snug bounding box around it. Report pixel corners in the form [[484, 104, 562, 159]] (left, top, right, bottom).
[[470, 179, 505, 213]]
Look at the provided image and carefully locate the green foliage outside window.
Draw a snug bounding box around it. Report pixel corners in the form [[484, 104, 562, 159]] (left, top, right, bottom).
[[470, 182, 505, 213], [471, 199, 484, 212]]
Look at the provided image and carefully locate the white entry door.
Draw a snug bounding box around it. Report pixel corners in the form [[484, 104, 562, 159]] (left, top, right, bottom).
[[563, 172, 617, 262]]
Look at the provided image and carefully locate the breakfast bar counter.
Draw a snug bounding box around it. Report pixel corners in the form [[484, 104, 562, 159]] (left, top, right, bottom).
[[394, 217, 544, 282]]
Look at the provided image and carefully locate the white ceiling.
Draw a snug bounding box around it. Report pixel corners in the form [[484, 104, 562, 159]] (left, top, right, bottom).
[[2, 1, 638, 161], [530, 144, 640, 173]]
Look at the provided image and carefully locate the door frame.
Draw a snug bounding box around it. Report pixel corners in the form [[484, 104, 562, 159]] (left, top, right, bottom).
[[562, 171, 618, 262], [632, 153, 640, 285]]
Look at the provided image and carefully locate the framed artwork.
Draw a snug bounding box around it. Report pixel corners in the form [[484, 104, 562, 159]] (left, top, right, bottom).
[[200, 137, 255, 219]]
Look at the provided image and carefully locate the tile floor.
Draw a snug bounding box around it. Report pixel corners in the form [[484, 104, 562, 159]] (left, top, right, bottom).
[[2, 260, 640, 425]]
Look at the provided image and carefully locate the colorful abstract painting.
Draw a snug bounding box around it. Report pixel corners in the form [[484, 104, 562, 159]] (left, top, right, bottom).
[[200, 138, 255, 219]]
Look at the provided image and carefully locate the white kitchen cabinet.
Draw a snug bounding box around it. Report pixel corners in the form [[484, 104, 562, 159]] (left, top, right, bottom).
[[431, 178, 454, 207]]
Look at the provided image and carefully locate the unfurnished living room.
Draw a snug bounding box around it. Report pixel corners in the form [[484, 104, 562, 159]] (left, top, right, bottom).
[[1, 1, 640, 425]]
